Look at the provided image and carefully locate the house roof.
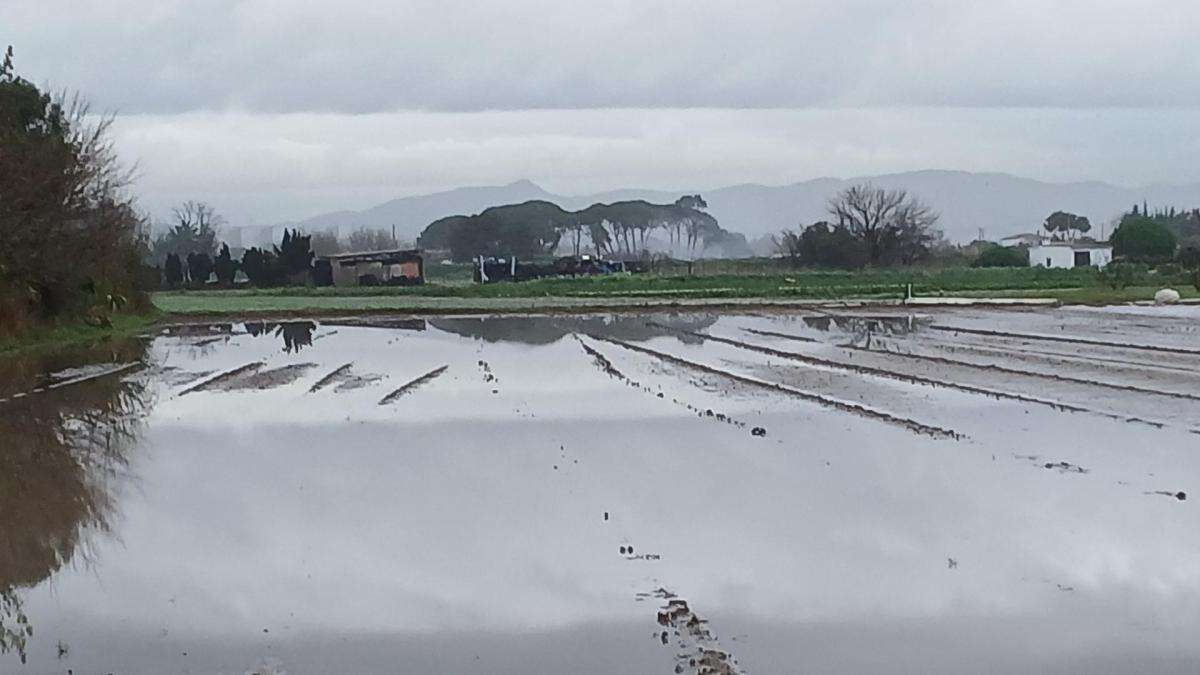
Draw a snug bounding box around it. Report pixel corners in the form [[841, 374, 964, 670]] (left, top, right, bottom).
[[1031, 242, 1111, 251], [319, 248, 422, 263]]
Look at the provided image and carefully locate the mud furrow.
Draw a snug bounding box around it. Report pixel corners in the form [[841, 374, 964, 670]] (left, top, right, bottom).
[[647, 588, 744, 675], [743, 327, 819, 343], [915, 335, 1200, 376], [677, 327, 1187, 430], [929, 324, 1200, 356], [308, 363, 354, 393], [575, 336, 749, 430], [378, 365, 449, 405], [178, 361, 265, 395], [744, 327, 1200, 402], [662, 325, 1092, 411], [588, 334, 960, 439]]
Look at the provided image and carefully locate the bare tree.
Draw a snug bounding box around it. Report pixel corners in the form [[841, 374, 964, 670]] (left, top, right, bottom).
[[309, 230, 342, 256], [828, 184, 938, 265], [346, 227, 397, 252]]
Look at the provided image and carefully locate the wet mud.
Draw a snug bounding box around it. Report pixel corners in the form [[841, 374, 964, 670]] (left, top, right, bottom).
[[179, 362, 319, 394], [670, 326, 1136, 420], [589, 333, 960, 438], [647, 588, 743, 675], [928, 323, 1200, 357], [755, 326, 1200, 403], [308, 363, 385, 393], [378, 365, 450, 405], [575, 336, 749, 430]]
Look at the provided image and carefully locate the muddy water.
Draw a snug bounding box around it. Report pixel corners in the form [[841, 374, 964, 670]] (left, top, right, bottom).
[[2, 307, 1200, 674]]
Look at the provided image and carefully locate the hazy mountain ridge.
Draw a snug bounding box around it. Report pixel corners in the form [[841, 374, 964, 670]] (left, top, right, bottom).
[[264, 171, 1200, 248]]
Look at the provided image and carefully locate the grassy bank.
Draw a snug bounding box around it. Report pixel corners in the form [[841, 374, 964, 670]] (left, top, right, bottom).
[[151, 266, 1198, 316], [0, 312, 162, 356]]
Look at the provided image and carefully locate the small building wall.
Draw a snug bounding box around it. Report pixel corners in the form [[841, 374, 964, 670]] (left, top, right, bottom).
[[326, 254, 424, 286], [1029, 245, 1112, 269]]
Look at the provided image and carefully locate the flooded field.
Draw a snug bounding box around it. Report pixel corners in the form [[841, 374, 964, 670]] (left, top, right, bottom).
[[3, 305, 1200, 674]]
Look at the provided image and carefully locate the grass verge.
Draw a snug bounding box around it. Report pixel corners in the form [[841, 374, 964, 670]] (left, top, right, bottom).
[[0, 312, 162, 356]]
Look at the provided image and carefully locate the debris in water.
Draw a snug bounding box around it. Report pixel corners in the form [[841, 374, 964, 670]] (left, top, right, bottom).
[[750, 427, 766, 437], [947, 558, 958, 569], [1145, 490, 1187, 501], [1043, 461, 1089, 474]]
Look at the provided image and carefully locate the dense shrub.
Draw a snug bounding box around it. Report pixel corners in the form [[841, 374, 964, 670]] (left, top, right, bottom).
[[972, 244, 1028, 268], [0, 47, 148, 333], [1096, 262, 1145, 290], [1111, 216, 1177, 262], [1176, 236, 1200, 269]]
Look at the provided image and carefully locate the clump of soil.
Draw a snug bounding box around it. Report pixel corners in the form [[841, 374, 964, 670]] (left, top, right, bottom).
[[647, 588, 743, 675]]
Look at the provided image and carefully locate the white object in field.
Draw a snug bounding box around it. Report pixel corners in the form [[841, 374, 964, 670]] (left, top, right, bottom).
[[1154, 288, 1181, 305]]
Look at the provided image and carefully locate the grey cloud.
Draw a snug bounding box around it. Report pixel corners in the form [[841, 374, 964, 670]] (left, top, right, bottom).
[[8, 0, 1200, 114], [109, 107, 1200, 225]]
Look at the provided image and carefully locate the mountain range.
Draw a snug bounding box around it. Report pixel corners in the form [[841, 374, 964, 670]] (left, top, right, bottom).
[[235, 171, 1200, 250]]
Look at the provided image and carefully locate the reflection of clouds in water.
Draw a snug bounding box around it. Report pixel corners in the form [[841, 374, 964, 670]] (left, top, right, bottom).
[[0, 340, 153, 663], [7, 313, 1200, 673]]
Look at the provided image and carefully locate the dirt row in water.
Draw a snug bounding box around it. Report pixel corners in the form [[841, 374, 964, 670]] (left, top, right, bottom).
[[178, 362, 266, 395], [928, 324, 1200, 356], [587, 334, 960, 439], [638, 587, 743, 675], [679, 326, 1188, 431], [308, 363, 386, 394], [744, 327, 1200, 402], [378, 365, 449, 405], [574, 336, 749, 431]]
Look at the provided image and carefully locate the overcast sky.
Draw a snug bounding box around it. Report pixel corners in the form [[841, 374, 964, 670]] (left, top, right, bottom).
[[8, 0, 1200, 223]]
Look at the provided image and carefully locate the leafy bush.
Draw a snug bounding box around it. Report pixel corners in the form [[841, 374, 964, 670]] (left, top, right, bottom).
[[1096, 262, 1145, 290], [1111, 216, 1177, 261], [1, 47, 147, 328], [972, 244, 1028, 268], [1177, 236, 1200, 269]]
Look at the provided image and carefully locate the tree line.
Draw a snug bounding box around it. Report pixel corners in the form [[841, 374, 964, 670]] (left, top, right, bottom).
[[418, 196, 744, 262], [156, 227, 315, 289], [775, 184, 942, 269], [0, 47, 149, 334]]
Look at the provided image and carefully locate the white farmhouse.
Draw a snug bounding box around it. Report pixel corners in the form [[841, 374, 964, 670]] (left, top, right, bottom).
[[1029, 242, 1113, 269]]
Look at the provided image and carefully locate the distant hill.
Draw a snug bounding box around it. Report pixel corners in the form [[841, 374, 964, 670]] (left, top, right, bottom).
[[254, 171, 1200, 249]]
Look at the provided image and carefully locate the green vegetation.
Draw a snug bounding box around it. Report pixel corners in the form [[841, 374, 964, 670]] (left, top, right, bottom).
[[149, 265, 1198, 315], [1111, 215, 1177, 261], [1, 46, 153, 342], [0, 312, 160, 356], [972, 244, 1028, 268], [1042, 211, 1091, 239], [418, 195, 747, 261]]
